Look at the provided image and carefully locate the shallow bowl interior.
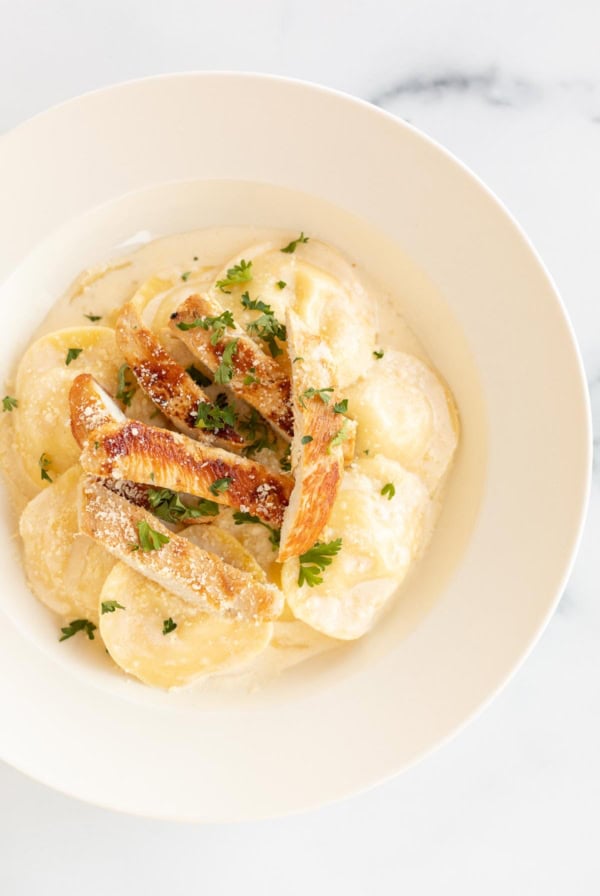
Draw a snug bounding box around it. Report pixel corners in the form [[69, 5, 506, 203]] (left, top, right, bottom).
[[0, 73, 590, 821]]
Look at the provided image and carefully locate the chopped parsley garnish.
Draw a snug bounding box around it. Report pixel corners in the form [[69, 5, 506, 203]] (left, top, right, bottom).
[[209, 476, 232, 496], [240, 408, 277, 457], [301, 435, 313, 444], [84, 313, 102, 322], [39, 452, 53, 482], [2, 395, 18, 412], [65, 347, 83, 366], [298, 538, 342, 587], [101, 600, 125, 614], [195, 400, 236, 431], [281, 232, 309, 253], [116, 363, 136, 407], [193, 255, 199, 261], [279, 444, 292, 471], [181, 271, 191, 281], [333, 399, 348, 414], [330, 419, 350, 451], [148, 487, 219, 522], [162, 617, 177, 635], [132, 519, 170, 552], [243, 367, 260, 385], [242, 292, 287, 357], [214, 339, 239, 384], [215, 259, 252, 293], [232, 511, 281, 550], [177, 310, 235, 345], [381, 482, 396, 500], [59, 618, 96, 642], [373, 349, 384, 360], [292, 356, 304, 364], [299, 387, 334, 408], [276, 280, 287, 289]]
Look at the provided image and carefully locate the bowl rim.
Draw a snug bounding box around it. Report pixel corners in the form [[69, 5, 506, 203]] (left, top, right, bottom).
[[0, 70, 592, 820]]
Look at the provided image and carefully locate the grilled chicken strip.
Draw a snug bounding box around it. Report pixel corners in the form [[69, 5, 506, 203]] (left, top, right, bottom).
[[169, 293, 294, 441], [277, 310, 354, 561], [79, 477, 283, 621], [70, 374, 292, 527], [115, 301, 244, 449]]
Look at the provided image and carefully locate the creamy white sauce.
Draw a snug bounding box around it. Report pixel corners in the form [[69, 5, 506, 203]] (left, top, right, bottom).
[[4, 223, 463, 695]]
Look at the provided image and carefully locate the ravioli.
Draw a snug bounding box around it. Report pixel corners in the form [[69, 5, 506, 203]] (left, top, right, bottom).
[[282, 455, 430, 639]]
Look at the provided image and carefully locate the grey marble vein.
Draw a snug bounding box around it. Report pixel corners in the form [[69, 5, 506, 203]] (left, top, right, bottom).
[[369, 69, 537, 109]]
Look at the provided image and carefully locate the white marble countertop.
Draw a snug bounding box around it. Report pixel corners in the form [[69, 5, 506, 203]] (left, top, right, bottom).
[[1, 1, 599, 892]]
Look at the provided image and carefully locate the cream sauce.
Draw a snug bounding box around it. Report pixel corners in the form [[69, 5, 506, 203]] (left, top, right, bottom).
[[4, 225, 458, 693]]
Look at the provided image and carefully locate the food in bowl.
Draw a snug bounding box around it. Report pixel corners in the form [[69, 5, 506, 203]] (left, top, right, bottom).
[[0, 227, 459, 688]]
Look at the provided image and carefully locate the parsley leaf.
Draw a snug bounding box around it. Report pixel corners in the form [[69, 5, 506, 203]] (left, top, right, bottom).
[[209, 477, 231, 496], [281, 232, 309, 253], [195, 400, 237, 431], [116, 363, 136, 407], [381, 482, 396, 500], [301, 435, 313, 444], [330, 419, 350, 451], [2, 395, 18, 412], [101, 600, 125, 614], [181, 271, 191, 281], [215, 259, 252, 293], [39, 452, 53, 482], [333, 399, 348, 414], [373, 349, 384, 360], [242, 292, 287, 357], [299, 387, 334, 408], [59, 618, 96, 641], [279, 444, 292, 471], [276, 280, 287, 289], [214, 339, 239, 384], [176, 310, 235, 345], [136, 519, 170, 552], [232, 511, 280, 550], [243, 367, 260, 385], [84, 313, 102, 322], [186, 365, 212, 387], [240, 408, 277, 457], [298, 538, 343, 587], [148, 487, 219, 522], [162, 617, 177, 635], [65, 347, 83, 366]]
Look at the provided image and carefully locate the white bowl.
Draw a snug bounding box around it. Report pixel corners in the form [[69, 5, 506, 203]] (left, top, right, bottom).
[[0, 73, 590, 821]]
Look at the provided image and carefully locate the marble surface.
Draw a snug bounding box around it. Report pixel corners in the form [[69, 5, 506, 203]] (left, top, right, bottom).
[[1, 0, 599, 892]]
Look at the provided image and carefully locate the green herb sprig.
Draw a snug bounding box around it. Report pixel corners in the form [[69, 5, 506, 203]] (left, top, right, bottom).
[[241, 292, 287, 358], [65, 347, 83, 366], [59, 619, 96, 641], [298, 538, 343, 587], [215, 259, 253, 293], [148, 487, 219, 523], [116, 363, 137, 407], [130, 519, 170, 552], [214, 339, 239, 384], [281, 232, 309, 254]]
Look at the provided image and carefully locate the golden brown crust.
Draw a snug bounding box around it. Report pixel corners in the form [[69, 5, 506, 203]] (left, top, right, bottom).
[[277, 310, 347, 561], [79, 477, 283, 621], [69, 371, 125, 446], [115, 302, 244, 448], [70, 375, 292, 527], [169, 294, 294, 441]]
